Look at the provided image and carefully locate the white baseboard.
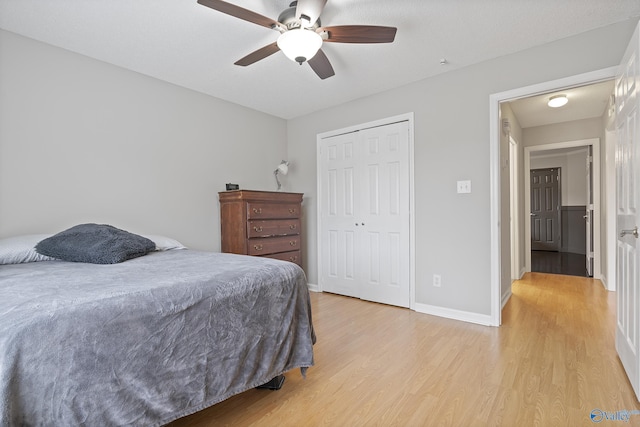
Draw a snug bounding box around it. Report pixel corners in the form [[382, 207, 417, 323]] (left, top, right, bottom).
[[311, 289, 495, 326], [413, 302, 495, 326], [599, 275, 614, 291], [519, 267, 526, 279], [501, 289, 512, 309]]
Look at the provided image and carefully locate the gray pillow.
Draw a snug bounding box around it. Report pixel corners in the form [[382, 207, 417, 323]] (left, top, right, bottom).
[[35, 223, 156, 264]]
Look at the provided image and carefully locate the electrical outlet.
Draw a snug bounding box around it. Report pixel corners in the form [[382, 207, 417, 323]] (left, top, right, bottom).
[[433, 274, 441, 287]]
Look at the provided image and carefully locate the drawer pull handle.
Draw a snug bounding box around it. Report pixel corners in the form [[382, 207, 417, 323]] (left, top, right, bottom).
[[289, 224, 297, 230], [290, 241, 297, 246], [252, 208, 262, 214], [290, 256, 298, 262], [289, 208, 296, 214], [253, 226, 263, 232], [253, 244, 263, 251]]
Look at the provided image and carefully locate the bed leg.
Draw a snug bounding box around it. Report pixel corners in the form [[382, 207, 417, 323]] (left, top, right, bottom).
[[256, 374, 285, 390]]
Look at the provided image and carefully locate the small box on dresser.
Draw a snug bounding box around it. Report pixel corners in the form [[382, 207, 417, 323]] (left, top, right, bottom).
[[218, 190, 303, 267]]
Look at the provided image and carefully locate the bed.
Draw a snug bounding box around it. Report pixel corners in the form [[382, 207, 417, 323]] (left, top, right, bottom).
[[0, 230, 315, 426]]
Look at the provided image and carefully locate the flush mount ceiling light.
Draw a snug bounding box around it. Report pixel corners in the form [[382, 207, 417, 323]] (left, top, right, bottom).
[[548, 94, 568, 108], [277, 28, 323, 64]]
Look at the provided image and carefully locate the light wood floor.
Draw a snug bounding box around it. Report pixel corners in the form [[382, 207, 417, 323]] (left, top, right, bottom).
[[170, 273, 640, 426]]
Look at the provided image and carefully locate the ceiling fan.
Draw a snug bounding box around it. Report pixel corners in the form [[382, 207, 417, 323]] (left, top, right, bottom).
[[197, 0, 397, 79]]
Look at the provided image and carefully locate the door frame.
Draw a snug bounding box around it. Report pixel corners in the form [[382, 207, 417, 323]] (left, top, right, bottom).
[[489, 67, 616, 326], [509, 135, 521, 280], [316, 112, 416, 308], [586, 145, 594, 276], [605, 128, 617, 290], [524, 139, 600, 274]]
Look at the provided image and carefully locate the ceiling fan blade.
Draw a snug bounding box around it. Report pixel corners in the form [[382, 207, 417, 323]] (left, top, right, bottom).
[[234, 42, 280, 66], [197, 0, 281, 29], [308, 49, 335, 80], [295, 0, 327, 27], [319, 25, 397, 43]]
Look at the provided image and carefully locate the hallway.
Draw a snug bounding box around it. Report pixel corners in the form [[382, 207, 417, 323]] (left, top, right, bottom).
[[531, 250, 588, 277]]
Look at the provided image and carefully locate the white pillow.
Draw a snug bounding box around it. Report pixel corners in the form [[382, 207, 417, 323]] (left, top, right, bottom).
[[0, 234, 56, 264], [143, 235, 187, 251]]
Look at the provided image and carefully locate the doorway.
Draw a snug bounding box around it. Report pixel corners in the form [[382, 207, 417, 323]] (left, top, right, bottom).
[[527, 144, 595, 277], [489, 67, 617, 326], [524, 139, 600, 279]]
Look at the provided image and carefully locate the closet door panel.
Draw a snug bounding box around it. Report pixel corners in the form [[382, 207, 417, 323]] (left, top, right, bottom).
[[358, 122, 410, 307], [320, 131, 360, 298]]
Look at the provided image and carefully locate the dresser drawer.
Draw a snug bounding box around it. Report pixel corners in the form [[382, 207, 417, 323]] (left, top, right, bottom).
[[248, 235, 301, 255], [247, 219, 300, 238], [263, 250, 301, 266], [247, 202, 300, 219]]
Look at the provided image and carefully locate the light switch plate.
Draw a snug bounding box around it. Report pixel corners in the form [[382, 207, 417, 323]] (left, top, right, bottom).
[[457, 180, 471, 194]]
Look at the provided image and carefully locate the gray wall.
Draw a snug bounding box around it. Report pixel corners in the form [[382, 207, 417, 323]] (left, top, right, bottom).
[[0, 30, 288, 250], [523, 117, 605, 148], [530, 148, 588, 206], [287, 19, 638, 316]]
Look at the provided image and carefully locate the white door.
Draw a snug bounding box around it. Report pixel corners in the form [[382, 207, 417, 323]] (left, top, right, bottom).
[[319, 130, 360, 299], [615, 21, 640, 401], [358, 123, 410, 307], [319, 121, 410, 307]]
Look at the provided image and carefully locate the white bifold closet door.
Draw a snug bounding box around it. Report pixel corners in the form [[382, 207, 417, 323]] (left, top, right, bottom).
[[319, 121, 410, 308]]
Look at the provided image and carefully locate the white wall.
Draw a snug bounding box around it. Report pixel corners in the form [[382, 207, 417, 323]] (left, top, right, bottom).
[[0, 29, 288, 251], [287, 19, 638, 316]]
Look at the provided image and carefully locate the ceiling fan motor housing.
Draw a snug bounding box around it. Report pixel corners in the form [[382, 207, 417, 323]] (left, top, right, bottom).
[[278, 1, 321, 30]]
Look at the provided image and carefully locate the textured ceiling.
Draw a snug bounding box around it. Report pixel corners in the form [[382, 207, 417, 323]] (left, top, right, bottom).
[[509, 80, 615, 129], [1, 0, 639, 119]]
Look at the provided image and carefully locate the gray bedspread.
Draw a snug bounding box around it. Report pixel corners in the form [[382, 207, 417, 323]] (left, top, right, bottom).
[[0, 250, 315, 426]]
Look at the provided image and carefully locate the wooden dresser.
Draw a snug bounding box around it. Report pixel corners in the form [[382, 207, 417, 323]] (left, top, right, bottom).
[[218, 190, 303, 267]]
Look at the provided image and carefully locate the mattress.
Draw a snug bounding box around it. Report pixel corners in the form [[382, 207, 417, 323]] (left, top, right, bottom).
[[0, 250, 315, 426]]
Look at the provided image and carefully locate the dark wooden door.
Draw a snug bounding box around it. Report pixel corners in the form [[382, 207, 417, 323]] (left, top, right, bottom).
[[530, 168, 561, 251]]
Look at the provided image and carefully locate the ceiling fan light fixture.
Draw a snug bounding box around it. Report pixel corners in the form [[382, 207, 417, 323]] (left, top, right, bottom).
[[548, 94, 568, 108], [277, 28, 322, 64]]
